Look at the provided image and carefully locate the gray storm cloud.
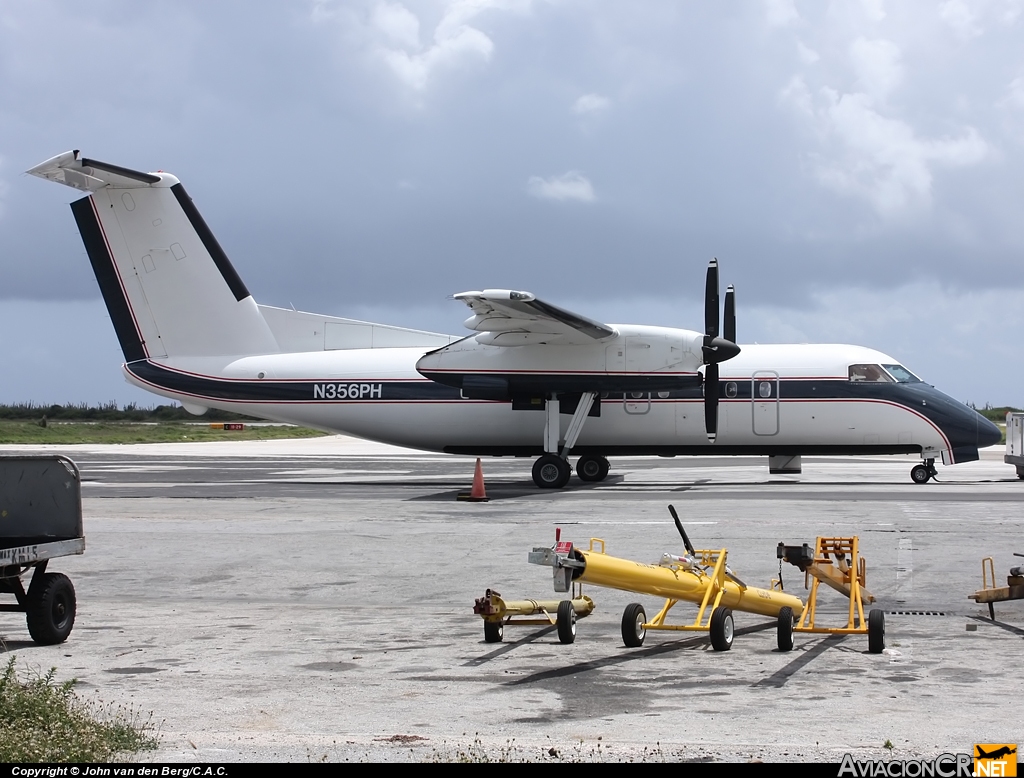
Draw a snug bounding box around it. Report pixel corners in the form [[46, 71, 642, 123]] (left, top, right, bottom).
[[0, 0, 1021, 405]]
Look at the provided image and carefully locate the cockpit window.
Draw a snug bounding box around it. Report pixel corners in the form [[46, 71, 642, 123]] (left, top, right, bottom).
[[848, 364, 894, 383], [881, 364, 921, 383]]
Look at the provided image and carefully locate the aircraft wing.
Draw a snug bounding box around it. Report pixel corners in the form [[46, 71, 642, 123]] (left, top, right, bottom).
[[455, 290, 617, 346]]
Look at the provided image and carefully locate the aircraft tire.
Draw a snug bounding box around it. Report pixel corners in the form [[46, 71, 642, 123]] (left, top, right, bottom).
[[777, 606, 794, 652], [576, 455, 610, 482], [483, 620, 503, 643], [533, 455, 571, 489], [709, 606, 734, 651], [868, 609, 885, 654], [556, 600, 577, 645], [26, 573, 76, 645], [621, 603, 647, 648], [910, 464, 931, 484]]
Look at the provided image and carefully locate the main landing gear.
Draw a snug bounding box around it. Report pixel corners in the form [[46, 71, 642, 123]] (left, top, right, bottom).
[[530, 392, 611, 489], [531, 454, 610, 489], [910, 458, 938, 484]]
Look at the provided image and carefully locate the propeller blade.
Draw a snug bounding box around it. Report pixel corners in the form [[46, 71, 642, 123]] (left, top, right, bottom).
[[724, 284, 735, 344], [668, 504, 696, 555], [704, 362, 719, 442], [704, 259, 719, 340]]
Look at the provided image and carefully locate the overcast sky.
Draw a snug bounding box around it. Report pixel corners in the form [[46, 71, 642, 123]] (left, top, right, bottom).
[[2, 0, 1022, 408]]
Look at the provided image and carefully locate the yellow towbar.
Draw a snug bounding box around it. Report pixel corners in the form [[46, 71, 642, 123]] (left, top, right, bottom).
[[529, 515, 804, 651], [473, 588, 595, 645]]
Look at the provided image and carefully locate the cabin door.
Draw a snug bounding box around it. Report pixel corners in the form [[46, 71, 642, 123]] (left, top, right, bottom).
[[751, 371, 779, 436]]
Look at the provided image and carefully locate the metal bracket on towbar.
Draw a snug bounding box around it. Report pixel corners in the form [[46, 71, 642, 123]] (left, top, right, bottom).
[[529, 540, 585, 593]]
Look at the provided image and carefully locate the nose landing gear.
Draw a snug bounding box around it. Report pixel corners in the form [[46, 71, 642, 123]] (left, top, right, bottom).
[[910, 458, 938, 484]]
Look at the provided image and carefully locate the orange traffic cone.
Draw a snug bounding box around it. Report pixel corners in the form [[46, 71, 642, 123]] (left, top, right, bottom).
[[458, 458, 490, 502]]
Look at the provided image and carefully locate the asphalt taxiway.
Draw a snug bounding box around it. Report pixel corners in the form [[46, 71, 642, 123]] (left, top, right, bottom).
[[1, 438, 1022, 762]]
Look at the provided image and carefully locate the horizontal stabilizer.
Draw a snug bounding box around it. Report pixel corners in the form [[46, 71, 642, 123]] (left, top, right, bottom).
[[27, 150, 169, 191]]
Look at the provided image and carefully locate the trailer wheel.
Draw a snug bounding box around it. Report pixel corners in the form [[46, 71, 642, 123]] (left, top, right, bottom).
[[26, 573, 76, 645], [777, 606, 794, 652], [710, 606, 734, 651], [483, 620, 503, 643], [556, 600, 577, 644], [621, 603, 647, 648], [868, 609, 885, 654]]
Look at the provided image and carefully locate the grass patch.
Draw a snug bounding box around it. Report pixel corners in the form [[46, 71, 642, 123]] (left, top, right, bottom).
[[0, 657, 159, 762], [0, 420, 328, 445]]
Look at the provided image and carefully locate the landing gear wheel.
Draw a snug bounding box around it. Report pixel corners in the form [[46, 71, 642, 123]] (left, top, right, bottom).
[[621, 603, 647, 648], [709, 606, 734, 652], [868, 608, 885, 654], [483, 620, 503, 643], [26, 573, 76, 645], [777, 606, 794, 652], [556, 600, 577, 645], [532, 454, 571, 489], [910, 464, 931, 484], [576, 455, 610, 482]]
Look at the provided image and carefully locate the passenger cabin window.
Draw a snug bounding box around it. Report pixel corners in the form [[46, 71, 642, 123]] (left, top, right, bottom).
[[725, 382, 738, 398], [882, 364, 922, 383], [848, 364, 893, 383]]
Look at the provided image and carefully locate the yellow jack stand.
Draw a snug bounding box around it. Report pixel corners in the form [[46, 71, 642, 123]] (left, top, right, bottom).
[[777, 536, 885, 654]]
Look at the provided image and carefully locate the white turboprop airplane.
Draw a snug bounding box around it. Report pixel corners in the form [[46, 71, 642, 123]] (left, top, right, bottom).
[[27, 150, 1001, 488]]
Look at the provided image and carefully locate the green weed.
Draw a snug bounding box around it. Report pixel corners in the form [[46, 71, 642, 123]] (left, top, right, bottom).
[[0, 657, 159, 762]]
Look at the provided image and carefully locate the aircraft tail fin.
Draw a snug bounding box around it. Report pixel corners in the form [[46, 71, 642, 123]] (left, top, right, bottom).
[[28, 150, 278, 361]]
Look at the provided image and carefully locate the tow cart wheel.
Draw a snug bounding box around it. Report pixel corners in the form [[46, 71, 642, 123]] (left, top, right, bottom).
[[621, 603, 647, 648], [483, 620, 503, 643], [576, 455, 610, 482], [777, 606, 794, 652], [910, 464, 931, 484], [710, 606, 734, 652], [556, 600, 577, 644], [26, 573, 76, 645], [868, 609, 885, 654], [532, 455, 572, 489]]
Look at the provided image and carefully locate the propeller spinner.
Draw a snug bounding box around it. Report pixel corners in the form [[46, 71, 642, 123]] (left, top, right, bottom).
[[702, 259, 740, 443]]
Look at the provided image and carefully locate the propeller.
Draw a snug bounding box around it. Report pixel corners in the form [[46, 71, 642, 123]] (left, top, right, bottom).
[[701, 259, 740, 443]]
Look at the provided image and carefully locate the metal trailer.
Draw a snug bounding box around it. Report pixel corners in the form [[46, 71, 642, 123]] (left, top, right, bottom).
[[0, 456, 84, 645], [968, 553, 1024, 619], [1006, 412, 1024, 480]]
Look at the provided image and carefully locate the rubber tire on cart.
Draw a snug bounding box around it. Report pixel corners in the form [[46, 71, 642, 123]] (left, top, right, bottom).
[[532, 454, 572, 489], [910, 464, 931, 484], [621, 603, 647, 648], [556, 600, 577, 645], [483, 620, 503, 644], [777, 606, 794, 652], [868, 608, 885, 654], [709, 606, 734, 652], [576, 455, 610, 483], [26, 572, 76, 646]]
